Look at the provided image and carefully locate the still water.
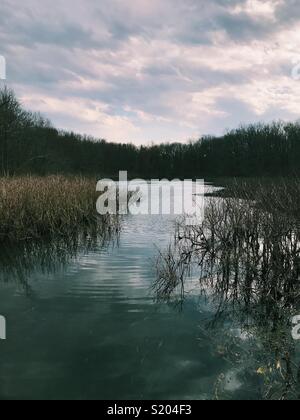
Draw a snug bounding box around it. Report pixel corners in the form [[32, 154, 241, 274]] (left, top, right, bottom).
[[0, 185, 297, 400]]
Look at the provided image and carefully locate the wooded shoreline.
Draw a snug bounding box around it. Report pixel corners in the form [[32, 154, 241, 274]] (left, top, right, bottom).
[[2, 86, 300, 179]]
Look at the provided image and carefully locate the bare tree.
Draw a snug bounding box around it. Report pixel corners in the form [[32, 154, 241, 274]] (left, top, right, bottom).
[[0, 86, 24, 175]]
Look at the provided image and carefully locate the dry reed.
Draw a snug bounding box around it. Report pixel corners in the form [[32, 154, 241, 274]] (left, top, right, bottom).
[[0, 176, 117, 242]]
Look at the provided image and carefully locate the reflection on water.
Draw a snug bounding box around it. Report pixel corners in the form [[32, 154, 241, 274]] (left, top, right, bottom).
[[0, 214, 217, 400], [0, 220, 120, 290], [0, 184, 299, 400], [155, 195, 300, 400]]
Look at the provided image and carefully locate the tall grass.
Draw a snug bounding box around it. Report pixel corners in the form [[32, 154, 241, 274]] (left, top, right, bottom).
[[155, 180, 300, 308], [0, 176, 118, 242], [154, 179, 300, 400], [212, 177, 300, 218]]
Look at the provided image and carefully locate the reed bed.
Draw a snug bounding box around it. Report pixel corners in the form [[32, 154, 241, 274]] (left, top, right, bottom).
[[155, 180, 300, 308], [0, 176, 117, 243], [212, 177, 300, 218], [155, 179, 300, 400]]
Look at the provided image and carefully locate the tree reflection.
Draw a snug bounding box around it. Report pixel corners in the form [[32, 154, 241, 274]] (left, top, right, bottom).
[[154, 196, 300, 400], [0, 217, 120, 290]]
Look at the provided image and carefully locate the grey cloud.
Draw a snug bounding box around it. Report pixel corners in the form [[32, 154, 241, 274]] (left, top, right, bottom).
[[200, 96, 300, 137], [275, 0, 300, 25], [0, 19, 100, 50], [1, 0, 299, 142], [0, 0, 103, 50], [216, 13, 271, 42]]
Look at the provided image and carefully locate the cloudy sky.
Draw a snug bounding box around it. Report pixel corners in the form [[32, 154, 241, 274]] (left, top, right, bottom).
[[1, 0, 300, 144]]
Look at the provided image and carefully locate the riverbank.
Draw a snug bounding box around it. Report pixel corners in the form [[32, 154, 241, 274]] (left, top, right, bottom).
[[208, 177, 300, 219], [0, 176, 117, 243]]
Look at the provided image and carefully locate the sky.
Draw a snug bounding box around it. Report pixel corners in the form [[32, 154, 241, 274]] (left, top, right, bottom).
[[1, 0, 300, 144]]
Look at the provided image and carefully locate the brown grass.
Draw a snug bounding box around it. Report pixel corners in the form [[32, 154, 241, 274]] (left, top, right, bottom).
[[0, 176, 117, 242]]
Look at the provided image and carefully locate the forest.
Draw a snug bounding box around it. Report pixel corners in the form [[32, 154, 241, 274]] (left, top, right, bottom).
[[1, 86, 300, 179]]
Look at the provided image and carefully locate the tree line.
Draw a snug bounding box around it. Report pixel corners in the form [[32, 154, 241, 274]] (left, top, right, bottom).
[[1, 86, 300, 178]]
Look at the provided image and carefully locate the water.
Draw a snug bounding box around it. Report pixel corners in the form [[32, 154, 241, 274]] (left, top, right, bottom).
[[0, 184, 297, 400]]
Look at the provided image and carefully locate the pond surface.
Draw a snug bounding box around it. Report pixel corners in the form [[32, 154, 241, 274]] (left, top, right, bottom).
[[0, 184, 298, 400]]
